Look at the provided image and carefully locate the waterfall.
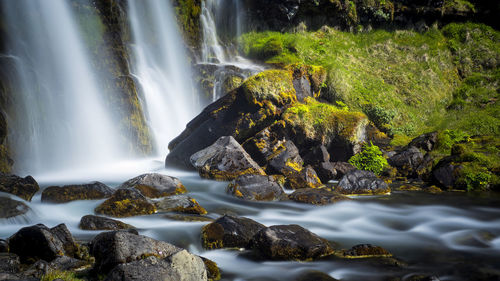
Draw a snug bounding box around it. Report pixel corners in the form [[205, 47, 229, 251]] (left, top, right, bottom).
[[1, 0, 124, 175], [127, 0, 199, 157]]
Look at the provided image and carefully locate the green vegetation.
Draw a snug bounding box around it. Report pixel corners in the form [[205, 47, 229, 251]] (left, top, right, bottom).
[[174, 0, 201, 48], [41, 270, 84, 281], [348, 142, 388, 175]]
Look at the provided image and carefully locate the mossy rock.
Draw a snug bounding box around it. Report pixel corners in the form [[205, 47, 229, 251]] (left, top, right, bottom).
[[288, 188, 350, 205], [119, 173, 187, 198], [227, 174, 286, 201], [341, 244, 392, 259], [201, 215, 265, 250], [41, 182, 113, 203], [94, 189, 156, 218], [79, 215, 134, 231], [0, 173, 39, 201], [285, 165, 323, 190], [335, 170, 390, 195], [201, 257, 221, 281], [0, 197, 30, 219], [154, 195, 207, 215], [241, 69, 296, 108]]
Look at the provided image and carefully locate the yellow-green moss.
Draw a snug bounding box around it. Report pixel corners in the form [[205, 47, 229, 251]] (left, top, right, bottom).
[[241, 70, 296, 107]]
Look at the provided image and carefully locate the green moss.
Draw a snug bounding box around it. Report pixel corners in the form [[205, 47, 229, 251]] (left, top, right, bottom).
[[348, 142, 388, 175], [173, 0, 201, 48], [241, 70, 296, 107], [41, 270, 84, 281]]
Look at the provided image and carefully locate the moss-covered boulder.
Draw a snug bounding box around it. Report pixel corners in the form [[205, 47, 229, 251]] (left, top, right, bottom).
[[335, 170, 390, 195], [227, 174, 286, 201], [288, 188, 349, 205], [201, 257, 221, 281], [248, 224, 334, 261], [119, 173, 187, 198], [201, 215, 265, 250], [285, 165, 323, 189], [95, 188, 156, 218], [242, 120, 289, 167], [0, 173, 39, 201], [388, 146, 424, 178], [79, 215, 134, 231], [0, 197, 30, 219], [41, 182, 113, 203], [190, 136, 266, 180], [154, 195, 207, 215]]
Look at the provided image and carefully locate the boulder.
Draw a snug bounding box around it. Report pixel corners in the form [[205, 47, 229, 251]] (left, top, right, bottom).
[[0, 197, 30, 218], [336, 170, 390, 195], [285, 165, 322, 189], [79, 215, 134, 230], [190, 136, 266, 181], [342, 244, 392, 258], [90, 230, 181, 274], [227, 174, 285, 201], [432, 157, 461, 189], [388, 146, 424, 178], [8, 224, 77, 264], [154, 195, 207, 215], [267, 140, 303, 175], [330, 162, 356, 179], [201, 215, 265, 249], [105, 250, 207, 281], [288, 188, 349, 205], [119, 173, 186, 198], [0, 173, 39, 201], [242, 121, 288, 167], [408, 132, 438, 152], [315, 162, 337, 183], [248, 224, 334, 260], [41, 181, 113, 203], [95, 188, 156, 218]]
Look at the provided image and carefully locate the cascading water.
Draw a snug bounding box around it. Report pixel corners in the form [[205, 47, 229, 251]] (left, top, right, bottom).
[[127, 0, 199, 157], [1, 0, 123, 176]]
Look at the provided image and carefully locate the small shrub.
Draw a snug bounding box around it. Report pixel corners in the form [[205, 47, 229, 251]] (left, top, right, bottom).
[[348, 142, 388, 175]]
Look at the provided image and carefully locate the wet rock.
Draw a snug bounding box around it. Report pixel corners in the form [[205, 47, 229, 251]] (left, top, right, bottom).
[[190, 136, 266, 181], [242, 121, 288, 167], [8, 223, 77, 264], [343, 244, 392, 258], [285, 165, 323, 189], [249, 224, 334, 260], [49, 256, 88, 271], [295, 270, 339, 281], [397, 184, 422, 191], [164, 214, 213, 222], [288, 188, 349, 205], [330, 162, 356, 179], [336, 170, 390, 195], [21, 259, 50, 279], [408, 132, 438, 152], [315, 162, 337, 183], [95, 188, 156, 218], [0, 253, 19, 274], [0, 240, 8, 253], [0, 173, 39, 201], [41, 181, 113, 203], [90, 230, 181, 274], [155, 195, 207, 215], [267, 140, 303, 175], [0, 197, 30, 218], [79, 215, 134, 231], [302, 145, 330, 167], [423, 185, 443, 194], [201, 257, 221, 281], [201, 215, 265, 249], [105, 250, 207, 281], [388, 146, 424, 178], [227, 174, 285, 201], [119, 173, 187, 198]]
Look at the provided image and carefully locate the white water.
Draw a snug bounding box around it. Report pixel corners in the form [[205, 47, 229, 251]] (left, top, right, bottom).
[[128, 0, 199, 157], [1, 0, 123, 176]]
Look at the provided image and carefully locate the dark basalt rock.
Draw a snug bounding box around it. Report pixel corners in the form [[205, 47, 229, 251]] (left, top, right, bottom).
[[0, 197, 30, 218], [242, 121, 288, 167], [227, 174, 285, 201], [408, 132, 438, 152], [285, 165, 323, 190], [79, 215, 134, 231], [154, 195, 207, 215], [94, 188, 156, 218], [0, 173, 39, 201], [8, 224, 77, 264], [267, 140, 303, 175], [343, 244, 392, 258], [302, 145, 330, 167], [315, 162, 337, 183], [388, 146, 424, 178], [330, 162, 356, 179], [201, 215, 265, 249], [249, 224, 334, 260], [0, 253, 19, 274], [295, 270, 339, 281], [90, 230, 181, 274], [190, 136, 266, 181], [336, 170, 390, 195], [41, 181, 113, 203], [432, 157, 461, 189], [119, 173, 186, 198], [288, 188, 349, 205]]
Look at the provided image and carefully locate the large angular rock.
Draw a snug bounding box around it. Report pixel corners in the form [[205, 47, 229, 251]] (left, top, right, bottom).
[[41, 181, 113, 203], [285, 165, 323, 189], [0, 173, 39, 201], [432, 157, 461, 189], [190, 136, 266, 181], [288, 188, 349, 205], [227, 174, 285, 201], [249, 224, 334, 260], [267, 140, 303, 175], [95, 188, 156, 218], [388, 146, 424, 178], [0, 197, 30, 218], [8, 224, 77, 264], [408, 132, 438, 152], [154, 195, 207, 215], [79, 215, 134, 231], [119, 173, 186, 198], [242, 121, 288, 167], [336, 170, 390, 195], [201, 215, 265, 249], [90, 230, 181, 274]]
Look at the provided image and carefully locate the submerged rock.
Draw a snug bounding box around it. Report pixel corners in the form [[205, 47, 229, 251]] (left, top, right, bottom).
[[0, 197, 30, 218], [119, 173, 186, 198], [227, 174, 285, 201], [288, 188, 349, 205], [79, 215, 134, 231], [190, 136, 266, 181], [249, 224, 334, 260], [155, 195, 207, 215], [90, 230, 181, 274], [0, 173, 39, 201], [342, 244, 392, 258], [201, 215, 265, 249], [336, 170, 390, 195], [41, 181, 113, 203], [95, 188, 156, 218]]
